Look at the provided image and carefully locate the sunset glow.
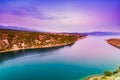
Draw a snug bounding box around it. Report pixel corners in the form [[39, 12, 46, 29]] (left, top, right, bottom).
[[0, 0, 120, 32]]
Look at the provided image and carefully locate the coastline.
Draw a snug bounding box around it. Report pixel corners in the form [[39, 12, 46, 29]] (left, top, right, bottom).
[[0, 40, 78, 54], [86, 71, 120, 80], [0, 28, 87, 54], [85, 69, 120, 80], [80, 74, 102, 80], [84, 75, 103, 80], [106, 38, 120, 49], [84, 38, 120, 80]]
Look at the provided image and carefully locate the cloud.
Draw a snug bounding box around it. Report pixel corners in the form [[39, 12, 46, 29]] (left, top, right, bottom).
[[0, 0, 57, 20], [0, 0, 120, 32]]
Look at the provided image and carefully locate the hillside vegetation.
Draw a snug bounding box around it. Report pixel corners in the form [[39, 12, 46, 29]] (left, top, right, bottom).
[[0, 28, 85, 53], [87, 67, 120, 80]]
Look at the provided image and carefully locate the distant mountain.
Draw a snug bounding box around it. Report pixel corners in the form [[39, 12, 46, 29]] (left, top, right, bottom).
[[0, 25, 38, 32], [84, 31, 120, 36], [0, 25, 120, 36]]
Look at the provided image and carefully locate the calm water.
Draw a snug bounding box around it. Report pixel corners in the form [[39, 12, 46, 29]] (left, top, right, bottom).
[[0, 35, 120, 80]]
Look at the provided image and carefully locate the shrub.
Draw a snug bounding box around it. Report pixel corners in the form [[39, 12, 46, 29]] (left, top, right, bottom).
[[101, 76, 107, 79], [104, 71, 112, 76], [113, 70, 118, 75]]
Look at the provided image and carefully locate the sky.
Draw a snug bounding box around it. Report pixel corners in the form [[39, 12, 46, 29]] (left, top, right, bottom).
[[0, 0, 120, 32]]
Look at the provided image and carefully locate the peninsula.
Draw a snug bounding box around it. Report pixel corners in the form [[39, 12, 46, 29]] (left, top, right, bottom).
[[106, 38, 120, 48], [0, 28, 86, 53]]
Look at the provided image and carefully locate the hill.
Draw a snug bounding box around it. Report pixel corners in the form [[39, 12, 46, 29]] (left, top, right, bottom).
[[0, 28, 84, 53]]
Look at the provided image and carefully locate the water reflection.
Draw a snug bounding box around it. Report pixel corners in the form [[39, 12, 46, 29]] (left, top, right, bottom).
[[0, 43, 74, 63], [0, 35, 119, 80]]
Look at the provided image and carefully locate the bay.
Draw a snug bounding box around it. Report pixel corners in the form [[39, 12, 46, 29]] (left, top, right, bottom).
[[0, 35, 120, 80]]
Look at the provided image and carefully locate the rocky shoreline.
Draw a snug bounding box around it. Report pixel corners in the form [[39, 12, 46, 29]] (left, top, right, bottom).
[[0, 41, 76, 54], [0, 28, 86, 53], [106, 38, 120, 48], [86, 67, 120, 80]]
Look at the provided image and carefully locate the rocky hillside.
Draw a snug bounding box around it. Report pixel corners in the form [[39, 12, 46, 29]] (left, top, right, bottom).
[[0, 28, 85, 53], [106, 38, 120, 48]]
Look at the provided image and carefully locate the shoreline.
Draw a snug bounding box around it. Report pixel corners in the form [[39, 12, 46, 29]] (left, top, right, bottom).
[[85, 38, 120, 80], [106, 38, 120, 49], [80, 74, 102, 80], [0, 41, 77, 54], [86, 73, 120, 80], [84, 38, 120, 80], [84, 75, 103, 80], [0, 28, 87, 54]]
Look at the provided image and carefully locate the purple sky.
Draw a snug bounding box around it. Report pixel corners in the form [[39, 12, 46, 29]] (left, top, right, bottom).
[[0, 0, 120, 32]]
